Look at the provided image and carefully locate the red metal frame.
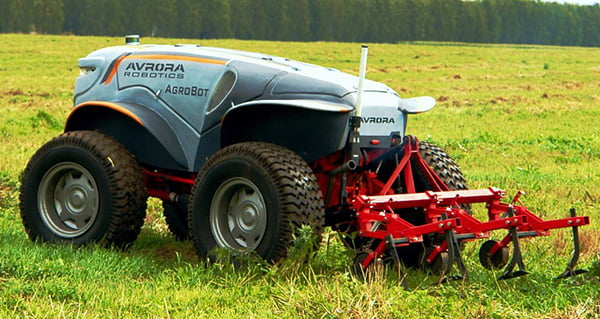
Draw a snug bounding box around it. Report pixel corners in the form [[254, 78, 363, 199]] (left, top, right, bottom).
[[142, 168, 195, 200], [335, 136, 590, 272]]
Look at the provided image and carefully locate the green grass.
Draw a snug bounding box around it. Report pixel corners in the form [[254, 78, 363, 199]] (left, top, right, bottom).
[[1, 34, 599, 318]]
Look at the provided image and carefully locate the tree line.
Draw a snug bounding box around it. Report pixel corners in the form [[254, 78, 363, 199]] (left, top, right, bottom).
[[1, 0, 599, 46]]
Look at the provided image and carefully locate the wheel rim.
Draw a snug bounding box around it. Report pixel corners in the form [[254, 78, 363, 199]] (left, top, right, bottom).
[[38, 162, 99, 238], [210, 177, 267, 250]]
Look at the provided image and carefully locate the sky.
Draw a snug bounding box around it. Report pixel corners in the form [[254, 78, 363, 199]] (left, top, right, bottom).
[[541, 0, 599, 4]]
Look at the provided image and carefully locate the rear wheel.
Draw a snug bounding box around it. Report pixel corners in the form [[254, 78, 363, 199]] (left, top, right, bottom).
[[189, 142, 324, 262], [19, 131, 147, 247], [415, 140, 469, 192]]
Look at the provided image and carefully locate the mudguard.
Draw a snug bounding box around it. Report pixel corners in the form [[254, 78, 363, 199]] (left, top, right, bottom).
[[221, 99, 353, 163], [65, 101, 192, 171]]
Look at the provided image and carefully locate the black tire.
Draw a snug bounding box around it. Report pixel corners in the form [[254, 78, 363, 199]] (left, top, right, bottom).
[[19, 131, 147, 247], [378, 137, 469, 267], [189, 142, 324, 262], [163, 201, 189, 240], [415, 140, 469, 192]]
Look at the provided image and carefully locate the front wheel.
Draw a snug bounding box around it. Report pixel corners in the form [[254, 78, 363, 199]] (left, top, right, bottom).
[[19, 131, 147, 247], [189, 142, 324, 262]]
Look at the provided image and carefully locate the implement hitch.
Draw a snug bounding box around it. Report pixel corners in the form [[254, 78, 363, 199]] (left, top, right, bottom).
[[347, 136, 590, 282]]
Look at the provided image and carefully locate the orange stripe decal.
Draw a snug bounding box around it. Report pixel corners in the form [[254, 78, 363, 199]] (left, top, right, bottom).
[[126, 54, 227, 65], [68, 101, 144, 127], [103, 55, 129, 85], [103, 54, 227, 85]]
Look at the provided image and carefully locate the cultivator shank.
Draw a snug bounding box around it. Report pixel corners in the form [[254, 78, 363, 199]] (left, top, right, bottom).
[[345, 136, 590, 281]]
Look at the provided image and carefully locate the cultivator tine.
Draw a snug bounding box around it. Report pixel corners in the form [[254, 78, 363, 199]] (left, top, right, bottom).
[[498, 207, 529, 280], [554, 208, 588, 279], [436, 214, 468, 284], [386, 235, 408, 288], [450, 232, 468, 281]]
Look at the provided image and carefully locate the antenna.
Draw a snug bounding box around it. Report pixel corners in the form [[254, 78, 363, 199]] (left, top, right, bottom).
[[355, 45, 368, 117]]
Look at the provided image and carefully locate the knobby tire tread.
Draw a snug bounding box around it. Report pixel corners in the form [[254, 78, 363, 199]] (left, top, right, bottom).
[[19, 130, 147, 247], [416, 140, 469, 191], [189, 142, 324, 262]]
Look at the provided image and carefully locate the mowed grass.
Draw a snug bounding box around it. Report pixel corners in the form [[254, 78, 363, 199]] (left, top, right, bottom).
[[0, 34, 599, 318]]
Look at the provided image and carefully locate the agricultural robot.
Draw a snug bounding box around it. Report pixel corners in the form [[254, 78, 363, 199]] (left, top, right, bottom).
[[20, 36, 589, 281]]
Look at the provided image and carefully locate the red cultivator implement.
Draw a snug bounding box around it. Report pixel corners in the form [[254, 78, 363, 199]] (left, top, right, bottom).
[[317, 135, 590, 283]]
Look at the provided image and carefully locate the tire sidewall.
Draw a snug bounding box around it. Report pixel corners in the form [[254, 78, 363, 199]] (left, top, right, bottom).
[[162, 201, 189, 241], [21, 145, 114, 245], [191, 156, 283, 261]]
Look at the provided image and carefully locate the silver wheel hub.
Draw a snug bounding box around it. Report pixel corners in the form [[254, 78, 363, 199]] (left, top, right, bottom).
[[210, 177, 267, 250], [38, 162, 99, 238]]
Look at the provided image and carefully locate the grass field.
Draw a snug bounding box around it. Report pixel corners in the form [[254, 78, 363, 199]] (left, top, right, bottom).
[[0, 34, 599, 318]]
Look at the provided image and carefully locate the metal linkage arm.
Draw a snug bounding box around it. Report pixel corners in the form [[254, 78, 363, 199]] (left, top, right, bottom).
[[354, 205, 460, 244]]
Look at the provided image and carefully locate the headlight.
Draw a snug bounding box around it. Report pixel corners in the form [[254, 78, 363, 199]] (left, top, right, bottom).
[[79, 67, 96, 76]]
